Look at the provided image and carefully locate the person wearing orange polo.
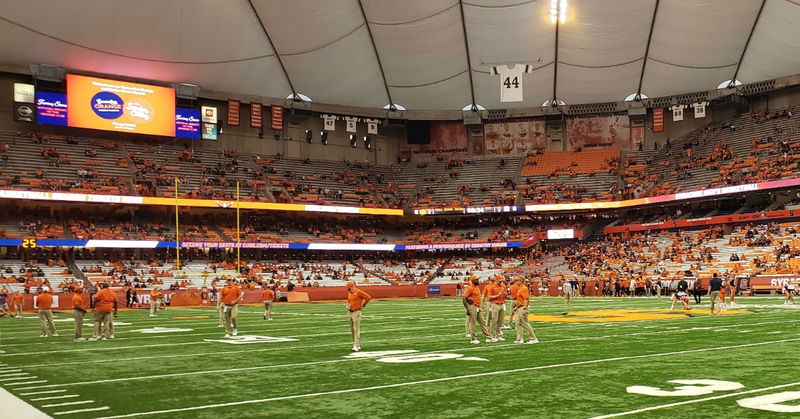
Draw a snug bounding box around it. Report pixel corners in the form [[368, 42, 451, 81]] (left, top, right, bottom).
[[262, 286, 274, 320], [220, 279, 243, 337], [149, 287, 162, 317], [72, 287, 87, 341], [347, 281, 371, 352], [463, 278, 489, 344], [481, 277, 493, 323], [36, 287, 58, 337], [512, 278, 539, 344], [486, 278, 505, 342], [90, 283, 117, 341], [505, 278, 520, 329], [12, 291, 23, 318]]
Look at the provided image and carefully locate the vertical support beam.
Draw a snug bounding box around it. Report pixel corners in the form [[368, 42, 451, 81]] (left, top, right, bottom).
[[247, 0, 297, 97], [458, 0, 478, 108], [637, 0, 660, 98], [730, 0, 767, 87]]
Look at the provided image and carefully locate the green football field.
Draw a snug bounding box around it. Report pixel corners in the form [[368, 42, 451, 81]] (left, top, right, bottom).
[[1, 296, 799, 418]]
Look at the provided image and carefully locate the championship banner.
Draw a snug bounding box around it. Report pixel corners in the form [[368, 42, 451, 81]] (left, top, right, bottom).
[[483, 119, 546, 155], [227, 100, 240, 126], [401, 121, 467, 157], [652, 108, 664, 132], [566, 115, 631, 150], [365, 118, 379, 135], [250, 102, 262, 128], [671, 105, 685, 122], [693, 101, 707, 118], [344, 116, 359, 133], [321, 114, 337, 131], [270, 105, 283, 130]]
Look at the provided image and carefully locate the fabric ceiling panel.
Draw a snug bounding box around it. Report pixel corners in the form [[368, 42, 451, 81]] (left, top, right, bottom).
[[642, 0, 761, 96], [464, 0, 554, 108], [558, 63, 642, 105], [737, 0, 800, 84], [366, 0, 468, 109], [252, 0, 385, 106], [389, 72, 472, 111]]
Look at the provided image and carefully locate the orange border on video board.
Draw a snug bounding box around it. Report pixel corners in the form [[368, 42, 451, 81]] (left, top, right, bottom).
[[67, 74, 175, 136]]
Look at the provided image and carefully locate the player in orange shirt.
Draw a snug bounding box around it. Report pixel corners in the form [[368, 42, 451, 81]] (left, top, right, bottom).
[[486, 277, 505, 342], [90, 282, 117, 341], [505, 279, 520, 330], [463, 278, 489, 344], [36, 287, 58, 337], [262, 286, 275, 320], [72, 287, 87, 341], [220, 279, 243, 337], [12, 291, 23, 318], [346, 281, 371, 352], [513, 278, 539, 344], [149, 286, 162, 317]]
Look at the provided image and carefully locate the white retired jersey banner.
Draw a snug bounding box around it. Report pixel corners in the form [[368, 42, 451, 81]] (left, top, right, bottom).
[[491, 64, 533, 103], [671, 105, 685, 122], [693, 102, 708, 119], [321, 114, 338, 131], [365, 118, 379, 135], [344, 117, 359, 133]]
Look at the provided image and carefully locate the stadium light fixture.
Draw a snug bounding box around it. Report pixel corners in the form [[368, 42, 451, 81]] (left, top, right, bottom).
[[305, 130, 313, 143], [364, 135, 372, 150], [320, 131, 328, 145], [550, 0, 567, 24], [350, 134, 358, 148]]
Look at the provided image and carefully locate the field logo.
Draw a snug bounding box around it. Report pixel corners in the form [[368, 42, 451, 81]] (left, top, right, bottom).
[[203, 335, 298, 344], [92, 91, 124, 119]]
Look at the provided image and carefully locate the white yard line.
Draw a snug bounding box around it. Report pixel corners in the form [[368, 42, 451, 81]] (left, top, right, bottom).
[[19, 390, 66, 396], [0, 375, 36, 381], [7, 380, 48, 386], [587, 381, 800, 418], [93, 337, 800, 418], [0, 384, 52, 419], [41, 400, 95, 408], [53, 406, 109, 415], [31, 395, 80, 401]]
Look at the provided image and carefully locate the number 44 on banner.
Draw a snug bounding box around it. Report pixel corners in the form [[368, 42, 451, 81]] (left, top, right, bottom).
[[491, 64, 534, 103]]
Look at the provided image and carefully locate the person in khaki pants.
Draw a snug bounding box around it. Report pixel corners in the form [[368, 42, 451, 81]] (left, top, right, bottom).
[[36, 287, 58, 337], [463, 278, 489, 344], [486, 277, 505, 342], [72, 287, 87, 341], [149, 287, 162, 317], [12, 291, 24, 318], [512, 278, 539, 344], [220, 279, 243, 337], [90, 283, 117, 341], [346, 281, 371, 352]]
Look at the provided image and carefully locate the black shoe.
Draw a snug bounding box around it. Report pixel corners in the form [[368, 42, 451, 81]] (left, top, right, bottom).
[[263, 314, 266, 320]]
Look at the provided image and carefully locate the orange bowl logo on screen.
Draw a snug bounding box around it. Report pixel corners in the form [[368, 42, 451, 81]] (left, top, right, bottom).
[[67, 74, 175, 136]]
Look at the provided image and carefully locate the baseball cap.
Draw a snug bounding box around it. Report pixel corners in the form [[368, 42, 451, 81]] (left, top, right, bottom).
[[346, 281, 355, 287]]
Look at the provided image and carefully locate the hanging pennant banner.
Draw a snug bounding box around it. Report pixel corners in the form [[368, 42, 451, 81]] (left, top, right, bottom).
[[270, 105, 283, 131], [321, 114, 338, 131], [250, 103, 262, 128], [671, 105, 685, 122], [693, 101, 708, 119], [227, 100, 240, 126], [344, 116, 359, 133], [652, 108, 664, 132]]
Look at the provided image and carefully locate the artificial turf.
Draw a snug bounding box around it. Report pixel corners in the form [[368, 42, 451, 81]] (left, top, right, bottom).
[[1, 296, 798, 418]]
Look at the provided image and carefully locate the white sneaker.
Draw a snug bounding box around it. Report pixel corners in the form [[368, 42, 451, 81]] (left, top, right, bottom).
[[108, 335, 114, 339], [501, 325, 512, 330], [232, 330, 238, 336], [527, 339, 539, 344], [218, 324, 223, 327], [352, 346, 360, 352], [149, 314, 155, 318], [470, 339, 480, 344], [224, 333, 231, 338], [39, 334, 47, 338], [513, 340, 524, 344], [74, 337, 86, 342], [485, 338, 495, 343], [52, 333, 59, 337], [465, 333, 472, 338], [495, 337, 505, 342], [88, 337, 99, 341]]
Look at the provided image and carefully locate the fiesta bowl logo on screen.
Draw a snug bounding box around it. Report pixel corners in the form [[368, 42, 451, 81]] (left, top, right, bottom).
[[91, 91, 124, 119], [67, 74, 175, 136]]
